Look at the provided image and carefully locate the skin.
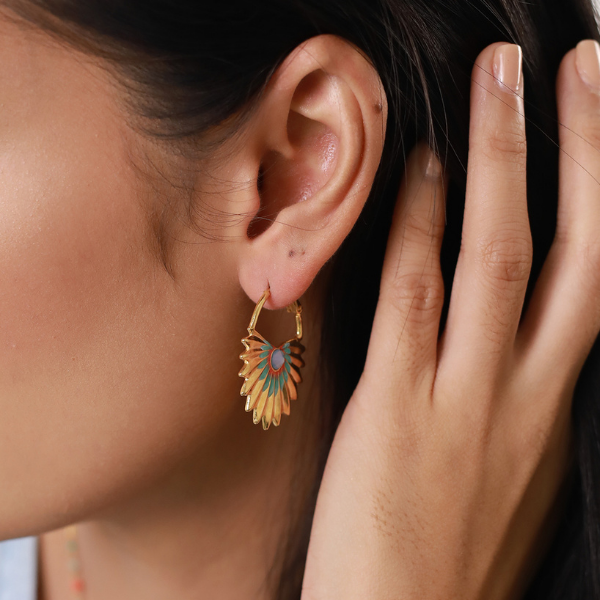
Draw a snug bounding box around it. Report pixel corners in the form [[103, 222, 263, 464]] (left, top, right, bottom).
[[0, 6, 598, 600], [304, 42, 600, 599], [0, 12, 327, 600]]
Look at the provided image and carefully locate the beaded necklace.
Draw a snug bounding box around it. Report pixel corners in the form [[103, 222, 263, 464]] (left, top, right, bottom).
[[63, 526, 86, 599]]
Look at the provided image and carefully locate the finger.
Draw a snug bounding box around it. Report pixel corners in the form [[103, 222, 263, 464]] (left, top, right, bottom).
[[365, 142, 446, 392], [439, 43, 532, 379], [518, 41, 600, 383]]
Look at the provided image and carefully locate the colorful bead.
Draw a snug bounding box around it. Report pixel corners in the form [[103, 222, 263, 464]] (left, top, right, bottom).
[[70, 578, 85, 593], [64, 525, 86, 598]]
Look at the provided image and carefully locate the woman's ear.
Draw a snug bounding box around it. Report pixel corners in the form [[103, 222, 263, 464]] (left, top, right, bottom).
[[228, 34, 387, 308]]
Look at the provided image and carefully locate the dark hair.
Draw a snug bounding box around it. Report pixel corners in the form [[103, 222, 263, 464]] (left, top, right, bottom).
[[6, 0, 600, 598]]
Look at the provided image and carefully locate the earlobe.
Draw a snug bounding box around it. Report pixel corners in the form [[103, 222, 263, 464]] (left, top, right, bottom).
[[236, 34, 387, 309]]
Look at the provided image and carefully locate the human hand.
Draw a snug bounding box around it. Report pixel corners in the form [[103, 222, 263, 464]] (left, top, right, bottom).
[[302, 40, 600, 600]]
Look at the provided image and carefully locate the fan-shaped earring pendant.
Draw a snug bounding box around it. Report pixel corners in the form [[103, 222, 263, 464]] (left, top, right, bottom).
[[238, 286, 305, 430]]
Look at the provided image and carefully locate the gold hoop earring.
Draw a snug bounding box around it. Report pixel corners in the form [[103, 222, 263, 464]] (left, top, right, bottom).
[[238, 286, 305, 430]]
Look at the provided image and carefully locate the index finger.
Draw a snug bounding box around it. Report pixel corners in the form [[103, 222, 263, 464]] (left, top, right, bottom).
[[364, 142, 446, 396]]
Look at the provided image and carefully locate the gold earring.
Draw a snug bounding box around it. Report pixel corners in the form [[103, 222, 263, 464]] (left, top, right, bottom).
[[238, 286, 305, 430]]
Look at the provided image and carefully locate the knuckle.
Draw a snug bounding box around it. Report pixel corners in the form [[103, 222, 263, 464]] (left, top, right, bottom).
[[475, 234, 533, 287], [480, 124, 527, 170], [402, 204, 445, 242], [383, 270, 445, 323]]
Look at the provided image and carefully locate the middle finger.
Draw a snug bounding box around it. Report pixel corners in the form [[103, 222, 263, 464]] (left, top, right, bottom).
[[439, 42, 532, 378]]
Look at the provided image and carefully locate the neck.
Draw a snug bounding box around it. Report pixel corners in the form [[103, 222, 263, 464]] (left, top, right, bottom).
[[38, 284, 325, 600]]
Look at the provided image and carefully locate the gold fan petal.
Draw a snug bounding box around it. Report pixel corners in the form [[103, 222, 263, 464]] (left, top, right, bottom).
[[253, 383, 270, 424], [289, 363, 302, 384], [281, 384, 290, 416], [240, 324, 304, 428], [244, 371, 266, 411], [273, 381, 283, 426], [240, 362, 263, 391], [290, 355, 305, 369], [286, 377, 298, 401], [262, 392, 275, 430]]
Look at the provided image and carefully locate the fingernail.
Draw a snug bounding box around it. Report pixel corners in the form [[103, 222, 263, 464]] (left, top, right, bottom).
[[418, 144, 442, 178], [493, 44, 522, 93], [576, 40, 600, 89]]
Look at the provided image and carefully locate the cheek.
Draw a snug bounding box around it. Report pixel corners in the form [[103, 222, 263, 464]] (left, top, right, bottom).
[[0, 138, 148, 529], [0, 147, 139, 366], [0, 23, 248, 538], [0, 134, 243, 538], [0, 21, 251, 540]]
